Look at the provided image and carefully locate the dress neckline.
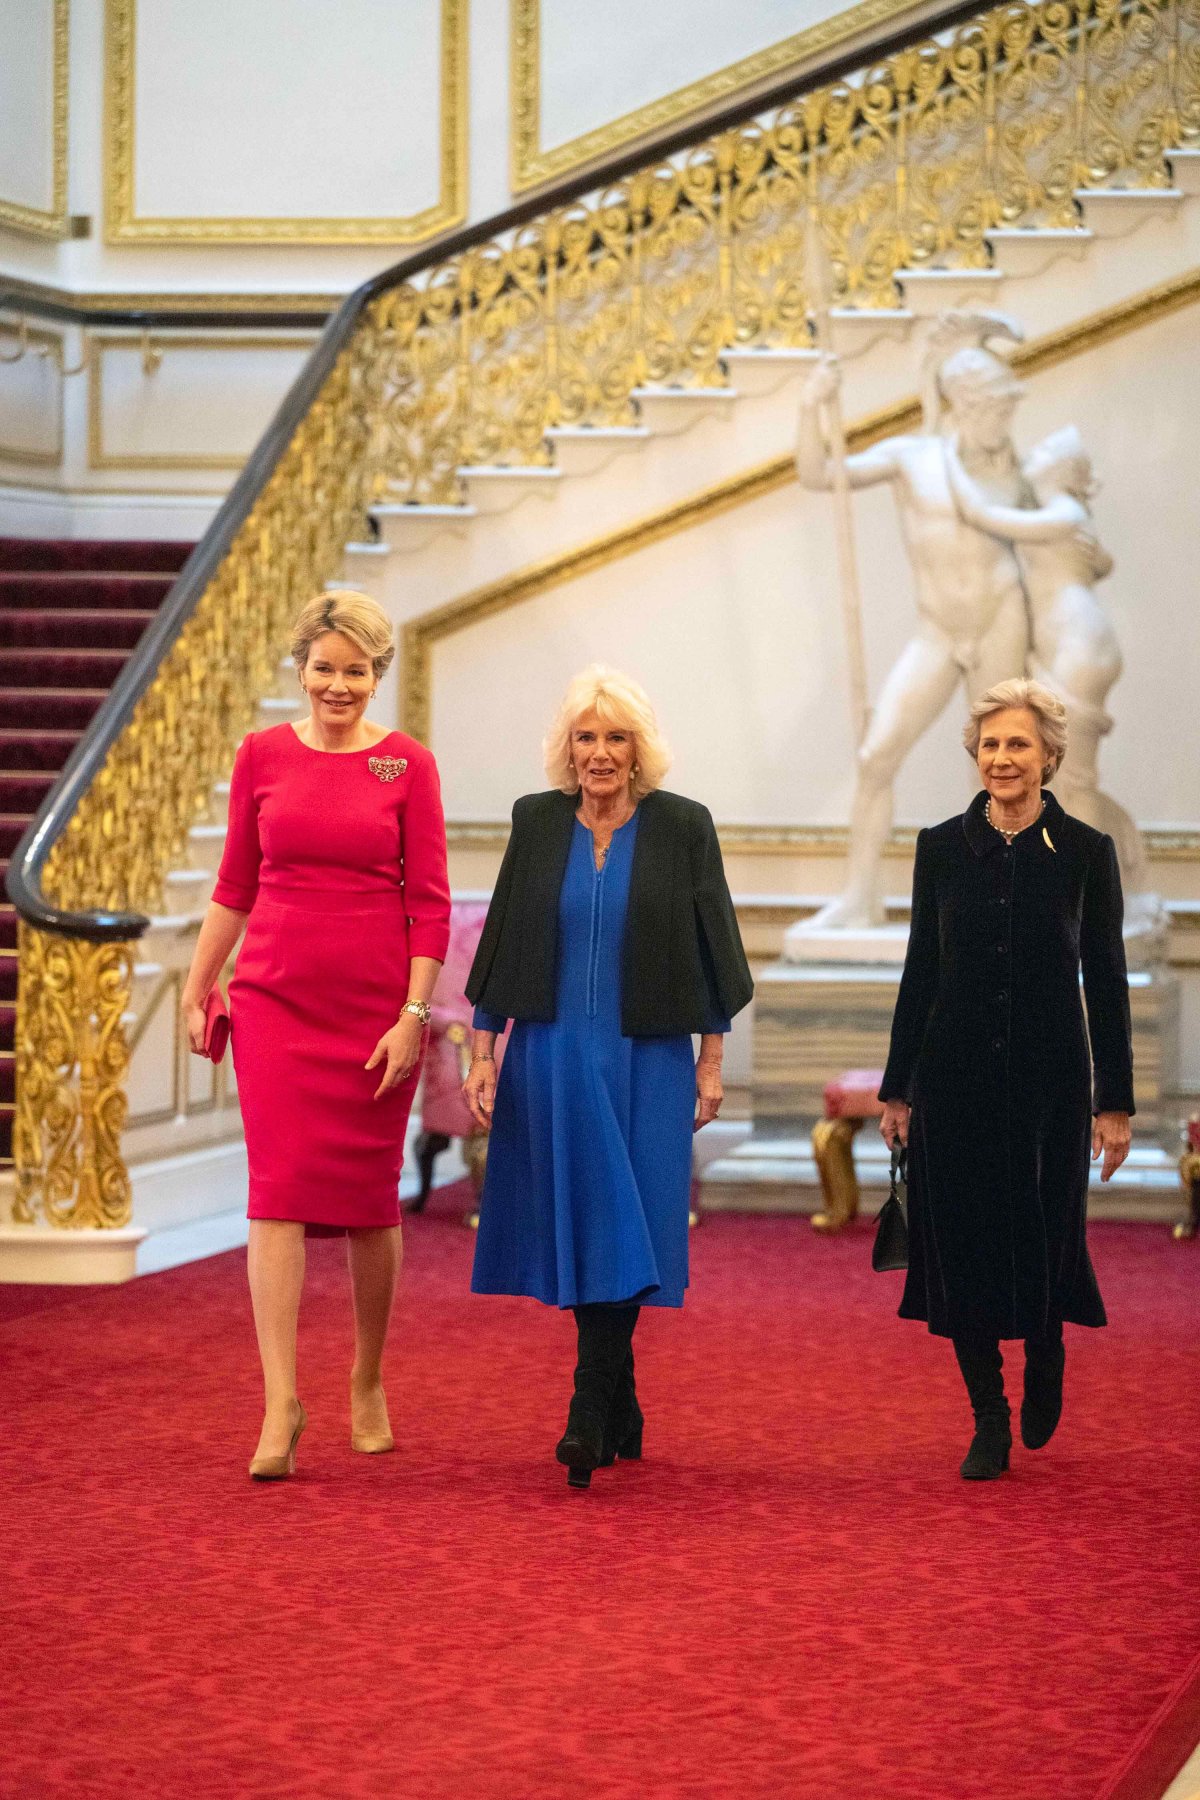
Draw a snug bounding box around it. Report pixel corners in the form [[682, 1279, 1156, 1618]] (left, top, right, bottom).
[[288, 723, 397, 757]]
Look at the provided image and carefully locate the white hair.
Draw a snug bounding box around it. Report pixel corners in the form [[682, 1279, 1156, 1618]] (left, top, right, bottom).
[[963, 678, 1068, 783], [543, 665, 671, 801]]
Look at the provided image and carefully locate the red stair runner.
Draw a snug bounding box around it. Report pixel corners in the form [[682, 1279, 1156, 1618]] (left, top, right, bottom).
[[0, 537, 193, 1164]]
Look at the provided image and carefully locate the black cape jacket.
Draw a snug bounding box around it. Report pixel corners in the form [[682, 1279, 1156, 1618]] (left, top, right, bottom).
[[465, 788, 754, 1038], [880, 790, 1134, 1340]]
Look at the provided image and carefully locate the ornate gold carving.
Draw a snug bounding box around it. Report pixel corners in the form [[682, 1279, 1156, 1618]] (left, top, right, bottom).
[[0, 0, 70, 239], [811, 1115, 864, 1231], [14, 926, 133, 1228], [87, 332, 321, 472], [103, 0, 467, 245], [510, 0, 932, 192], [403, 264, 1200, 742]]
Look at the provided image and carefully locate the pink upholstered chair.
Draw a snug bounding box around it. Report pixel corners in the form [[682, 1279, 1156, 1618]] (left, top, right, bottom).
[[410, 901, 505, 1216]]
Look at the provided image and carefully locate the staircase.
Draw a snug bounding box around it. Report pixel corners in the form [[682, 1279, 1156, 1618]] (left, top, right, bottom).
[[0, 537, 194, 1174]]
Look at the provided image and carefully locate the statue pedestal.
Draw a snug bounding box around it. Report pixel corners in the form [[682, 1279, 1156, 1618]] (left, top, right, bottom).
[[699, 954, 1183, 1220]]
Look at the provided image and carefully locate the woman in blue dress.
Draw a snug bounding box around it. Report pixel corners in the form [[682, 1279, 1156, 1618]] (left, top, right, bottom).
[[463, 667, 753, 1488]]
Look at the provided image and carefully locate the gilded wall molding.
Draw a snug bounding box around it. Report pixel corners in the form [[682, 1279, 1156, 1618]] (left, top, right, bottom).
[[0, 0, 70, 239], [0, 276, 343, 321], [87, 331, 320, 472], [104, 0, 468, 245], [448, 820, 1200, 862], [0, 322, 66, 467], [510, 0, 929, 191]]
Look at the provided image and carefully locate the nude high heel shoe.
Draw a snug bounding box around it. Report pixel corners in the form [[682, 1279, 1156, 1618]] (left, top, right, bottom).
[[350, 1383, 395, 1454], [249, 1402, 307, 1481]]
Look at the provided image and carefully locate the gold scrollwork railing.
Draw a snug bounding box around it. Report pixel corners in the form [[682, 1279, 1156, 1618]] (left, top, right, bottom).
[[9, 0, 1199, 1232], [374, 0, 1200, 502]]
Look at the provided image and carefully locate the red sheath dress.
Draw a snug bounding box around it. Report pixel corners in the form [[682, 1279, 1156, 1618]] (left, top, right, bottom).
[[213, 723, 451, 1230]]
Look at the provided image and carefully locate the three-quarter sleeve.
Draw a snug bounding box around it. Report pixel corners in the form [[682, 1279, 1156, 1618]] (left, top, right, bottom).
[[1080, 833, 1135, 1115], [212, 734, 262, 912], [691, 806, 753, 1024], [403, 750, 451, 962], [472, 1005, 509, 1034], [879, 829, 939, 1103]]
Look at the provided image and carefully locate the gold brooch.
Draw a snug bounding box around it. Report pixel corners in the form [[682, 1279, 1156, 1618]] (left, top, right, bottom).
[[1043, 826, 1055, 852], [369, 756, 407, 783]]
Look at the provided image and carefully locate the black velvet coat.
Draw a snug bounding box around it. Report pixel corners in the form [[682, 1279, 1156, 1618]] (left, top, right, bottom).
[[465, 788, 754, 1037], [880, 790, 1134, 1341]]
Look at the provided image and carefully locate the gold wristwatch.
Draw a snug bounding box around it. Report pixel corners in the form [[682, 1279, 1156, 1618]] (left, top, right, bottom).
[[400, 999, 432, 1025]]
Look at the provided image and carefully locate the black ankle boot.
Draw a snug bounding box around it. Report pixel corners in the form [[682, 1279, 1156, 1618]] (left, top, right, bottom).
[[1022, 1322, 1065, 1450], [953, 1335, 1012, 1481], [557, 1306, 637, 1488], [599, 1337, 644, 1466]]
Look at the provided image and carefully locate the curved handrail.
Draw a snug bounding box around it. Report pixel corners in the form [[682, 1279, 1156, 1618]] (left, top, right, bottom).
[[1, 0, 1005, 944]]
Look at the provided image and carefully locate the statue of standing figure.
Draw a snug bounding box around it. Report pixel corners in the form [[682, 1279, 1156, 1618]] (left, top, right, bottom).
[[788, 309, 1160, 949]]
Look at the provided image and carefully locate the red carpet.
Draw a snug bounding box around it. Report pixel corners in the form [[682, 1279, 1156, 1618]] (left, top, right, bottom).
[[1, 1203, 1197, 1799], [0, 536, 193, 1165]]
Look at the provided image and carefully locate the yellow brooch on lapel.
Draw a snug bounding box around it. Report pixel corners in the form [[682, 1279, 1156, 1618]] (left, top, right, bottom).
[[1042, 826, 1055, 852], [368, 756, 407, 783]]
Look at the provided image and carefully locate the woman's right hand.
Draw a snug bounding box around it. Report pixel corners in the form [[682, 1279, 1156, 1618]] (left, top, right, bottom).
[[183, 1001, 208, 1057], [462, 1055, 497, 1132], [879, 1098, 910, 1149]]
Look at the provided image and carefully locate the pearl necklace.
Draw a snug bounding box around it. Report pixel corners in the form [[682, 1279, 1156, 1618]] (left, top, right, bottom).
[[986, 795, 1044, 845]]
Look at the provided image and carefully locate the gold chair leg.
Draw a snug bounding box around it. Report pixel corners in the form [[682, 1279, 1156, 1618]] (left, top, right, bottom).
[[1175, 1150, 1200, 1241], [811, 1116, 863, 1233]]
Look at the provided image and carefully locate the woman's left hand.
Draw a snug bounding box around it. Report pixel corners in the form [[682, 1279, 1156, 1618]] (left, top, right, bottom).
[[1092, 1110, 1132, 1182], [695, 1055, 724, 1132], [366, 1014, 425, 1100]]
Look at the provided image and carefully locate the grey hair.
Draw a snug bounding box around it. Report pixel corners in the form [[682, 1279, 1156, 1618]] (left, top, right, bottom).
[[963, 678, 1068, 783]]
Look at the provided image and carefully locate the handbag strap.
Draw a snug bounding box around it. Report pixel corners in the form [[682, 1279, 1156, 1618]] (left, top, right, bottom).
[[890, 1137, 907, 1195]]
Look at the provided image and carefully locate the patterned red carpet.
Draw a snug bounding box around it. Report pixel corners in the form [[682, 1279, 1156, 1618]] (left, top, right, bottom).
[[1, 1201, 1197, 1800]]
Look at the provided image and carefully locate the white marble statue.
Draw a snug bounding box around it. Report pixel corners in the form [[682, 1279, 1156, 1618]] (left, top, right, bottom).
[[788, 309, 1160, 953], [790, 312, 1034, 935], [945, 427, 1163, 941]]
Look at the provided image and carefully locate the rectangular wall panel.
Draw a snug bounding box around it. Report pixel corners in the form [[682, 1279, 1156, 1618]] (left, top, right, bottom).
[[512, 0, 925, 187], [0, 0, 67, 235], [88, 335, 317, 469], [0, 325, 64, 465], [106, 0, 466, 242]]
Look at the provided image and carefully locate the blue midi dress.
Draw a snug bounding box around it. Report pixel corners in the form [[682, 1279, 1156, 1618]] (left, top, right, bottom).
[[471, 811, 723, 1309]]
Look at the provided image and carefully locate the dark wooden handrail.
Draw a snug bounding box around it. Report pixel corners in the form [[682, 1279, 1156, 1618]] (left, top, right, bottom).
[[4, 0, 987, 943]]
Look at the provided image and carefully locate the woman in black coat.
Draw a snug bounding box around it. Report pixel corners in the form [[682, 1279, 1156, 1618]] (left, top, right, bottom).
[[462, 666, 753, 1488], [879, 677, 1134, 1480]]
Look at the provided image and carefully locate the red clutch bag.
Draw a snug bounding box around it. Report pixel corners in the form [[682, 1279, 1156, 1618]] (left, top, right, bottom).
[[203, 988, 231, 1064]]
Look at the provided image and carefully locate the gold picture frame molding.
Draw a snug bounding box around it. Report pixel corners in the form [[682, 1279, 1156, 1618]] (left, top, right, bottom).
[[510, 0, 934, 191], [87, 331, 322, 472], [0, 322, 66, 468], [0, 0, 70, 239], [405, 264, 1200, 864], [104, 0, 468, 246]]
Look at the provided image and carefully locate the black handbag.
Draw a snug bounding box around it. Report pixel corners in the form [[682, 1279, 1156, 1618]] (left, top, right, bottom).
[[872, 1139, 909, 1272]]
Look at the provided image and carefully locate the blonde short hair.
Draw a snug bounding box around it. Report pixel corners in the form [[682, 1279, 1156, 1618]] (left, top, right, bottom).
[[543, 665, 671, 802], [963, 677, 1068, 783], [290, 588, 394, 682]]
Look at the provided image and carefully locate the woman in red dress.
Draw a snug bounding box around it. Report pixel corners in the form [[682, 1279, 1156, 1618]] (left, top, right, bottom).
[[182, 590, 450, 1480]]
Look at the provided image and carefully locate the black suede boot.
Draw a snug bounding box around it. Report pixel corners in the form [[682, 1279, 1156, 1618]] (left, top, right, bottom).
[[953, 1335, 1012, 1480], [1022, 1318, 1065, 1450], [599, 1318, 644, 1466], [557, 1306, 638, 1488]]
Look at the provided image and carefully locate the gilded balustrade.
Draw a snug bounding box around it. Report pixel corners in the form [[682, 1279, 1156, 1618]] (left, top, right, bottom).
[[373, 0, 1200, 503], [11, 0, 1200, 1233]]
